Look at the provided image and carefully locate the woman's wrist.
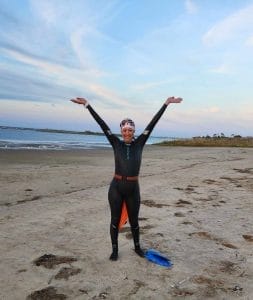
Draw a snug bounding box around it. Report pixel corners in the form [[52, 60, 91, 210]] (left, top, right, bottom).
[[83, 101, 89, 108]]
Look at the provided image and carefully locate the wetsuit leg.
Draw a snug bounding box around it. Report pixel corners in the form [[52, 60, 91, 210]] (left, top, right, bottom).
[[108, 180, 124, 260], [125, 183, 145, 257]]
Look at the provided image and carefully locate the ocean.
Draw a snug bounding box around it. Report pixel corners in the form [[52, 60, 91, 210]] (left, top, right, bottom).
[[0, 127, 172, 150]]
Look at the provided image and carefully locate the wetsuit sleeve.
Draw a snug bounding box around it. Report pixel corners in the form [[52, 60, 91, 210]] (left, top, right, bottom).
[[137, 104, 168, 145], [86, 104, 118, 145]]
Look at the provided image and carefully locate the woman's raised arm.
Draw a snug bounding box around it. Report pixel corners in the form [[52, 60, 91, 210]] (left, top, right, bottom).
[[70, 97, 117, 145]]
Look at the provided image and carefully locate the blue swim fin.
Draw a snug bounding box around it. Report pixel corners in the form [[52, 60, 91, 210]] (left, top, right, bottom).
[[145, 249, 173, 268]]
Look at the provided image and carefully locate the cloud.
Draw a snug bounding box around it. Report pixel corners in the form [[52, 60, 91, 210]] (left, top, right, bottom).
[[132, 79, 176, 91], [29, 0, 62, 25], [0, 99, 96, 129], [209, 63, 233, 75], [0, 67, 79, 102], [0, 8, 20, 27], [2, 47, 74, 77], [203, 4, 253, 46], [204, 106, 221, 113], [69, 26, 118, 72], [0, 46, 133, 109], [179, 107, 222, 120], [0, 2, 137, 111], [170, 105, 253, 136], [185, 0, 198, 14], [245, 35, 253, 46]]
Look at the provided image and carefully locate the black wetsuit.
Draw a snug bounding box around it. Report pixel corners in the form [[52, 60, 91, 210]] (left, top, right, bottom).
[[86, 103, 168, 257]]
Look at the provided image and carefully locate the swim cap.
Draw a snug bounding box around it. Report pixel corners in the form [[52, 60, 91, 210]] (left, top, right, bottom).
[[120, 118, 135, 130]]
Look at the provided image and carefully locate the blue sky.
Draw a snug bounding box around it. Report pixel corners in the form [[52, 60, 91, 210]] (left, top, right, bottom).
[[0, 0, 253, 137]]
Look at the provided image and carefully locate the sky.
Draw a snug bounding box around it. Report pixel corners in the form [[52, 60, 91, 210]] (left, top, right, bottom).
[[0, 0, 253, 138]]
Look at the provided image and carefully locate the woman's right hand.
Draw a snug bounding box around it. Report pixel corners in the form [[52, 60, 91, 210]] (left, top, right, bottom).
[[70, 97, 88, 105]]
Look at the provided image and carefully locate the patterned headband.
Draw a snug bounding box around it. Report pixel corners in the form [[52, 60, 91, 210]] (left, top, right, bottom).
[[120, 118, 135, 130]]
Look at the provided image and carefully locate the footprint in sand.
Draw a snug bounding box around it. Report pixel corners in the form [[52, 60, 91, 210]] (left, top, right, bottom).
[[175, 199, 192, 207], [233, 168, 253, 174], [242, 234, 253, 242], [174, 212, 186, 217], [205, 260, 243, 276], [174, 185, 199, 194], [171, 288, 195, 297], [189, 232, 238, 249], [219, 260, 242, 275], [128, 280, 146, 297], [221, 242, 238, 249], [191, 275, 225, 298], [142, 199, 170, 208], [181, 221, 193, 225], [203, 179, 217, 184], [17, 195, 42, 204], [27, 286, 66, 300], [123, 225, 155, 239], [29, 255, 81, 299], [139, 217, 149, 221], [54, 267, 81, 280], [219, 200, 226, 203], [33, 254, 78, 269]]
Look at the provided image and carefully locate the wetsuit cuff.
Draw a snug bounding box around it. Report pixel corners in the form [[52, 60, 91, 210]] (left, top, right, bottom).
[[83, 102, 89, 108]]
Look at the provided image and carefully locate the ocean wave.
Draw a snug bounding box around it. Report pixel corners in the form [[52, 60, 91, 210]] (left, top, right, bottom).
[[0, 140, 110, 150]]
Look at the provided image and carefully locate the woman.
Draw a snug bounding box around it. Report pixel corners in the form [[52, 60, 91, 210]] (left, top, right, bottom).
[[71, 96, 182, 261]]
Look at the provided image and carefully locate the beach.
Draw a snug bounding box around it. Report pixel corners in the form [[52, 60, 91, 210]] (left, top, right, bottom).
[[0, 146, 253, 299]]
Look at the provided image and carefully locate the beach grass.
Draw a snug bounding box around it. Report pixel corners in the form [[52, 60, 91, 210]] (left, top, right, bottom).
[[157, 137, 253, 147]]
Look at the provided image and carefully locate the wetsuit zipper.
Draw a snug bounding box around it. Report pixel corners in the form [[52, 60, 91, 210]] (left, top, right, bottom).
[[126, 144, 130, 160]]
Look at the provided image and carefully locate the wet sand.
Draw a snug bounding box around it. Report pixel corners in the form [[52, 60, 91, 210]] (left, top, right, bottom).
[[0, 146, 253, 299]]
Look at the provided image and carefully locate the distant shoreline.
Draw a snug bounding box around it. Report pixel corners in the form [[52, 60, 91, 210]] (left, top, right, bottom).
[[0, 125, 172, 139], [0, 125, 106, 136]]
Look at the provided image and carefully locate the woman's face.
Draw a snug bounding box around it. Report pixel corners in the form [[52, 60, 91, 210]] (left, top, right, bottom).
[[121, 127, 134, 143]]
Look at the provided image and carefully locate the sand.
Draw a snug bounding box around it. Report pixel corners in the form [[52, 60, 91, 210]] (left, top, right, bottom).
[[0, 146, 253, 299]]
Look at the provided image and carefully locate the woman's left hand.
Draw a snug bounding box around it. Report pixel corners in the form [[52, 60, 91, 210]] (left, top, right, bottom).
[[165, 97, 183, 105]]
